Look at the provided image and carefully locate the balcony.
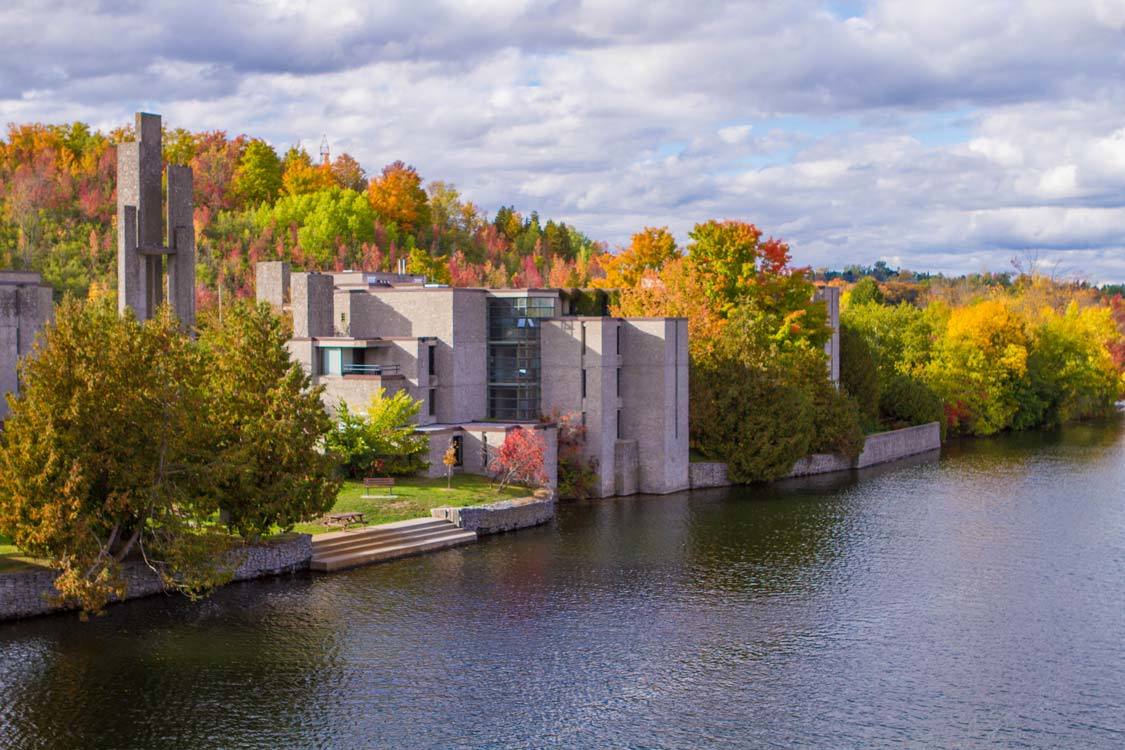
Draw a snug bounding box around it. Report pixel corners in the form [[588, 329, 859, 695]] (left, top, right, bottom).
[[342, 363, 401, 377]]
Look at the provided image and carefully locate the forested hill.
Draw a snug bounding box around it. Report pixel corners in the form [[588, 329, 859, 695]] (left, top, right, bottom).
[[0, 120, 610, 303]]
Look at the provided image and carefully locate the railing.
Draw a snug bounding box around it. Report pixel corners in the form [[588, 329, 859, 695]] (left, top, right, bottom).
[[342, 363, 401, 376]]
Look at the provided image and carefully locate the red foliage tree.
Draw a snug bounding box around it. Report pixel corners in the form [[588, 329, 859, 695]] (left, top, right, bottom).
[[490, 427, 548, 490]]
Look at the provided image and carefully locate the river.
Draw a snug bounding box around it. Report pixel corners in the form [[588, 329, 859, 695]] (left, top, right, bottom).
[[1, 418, 1123, 749]]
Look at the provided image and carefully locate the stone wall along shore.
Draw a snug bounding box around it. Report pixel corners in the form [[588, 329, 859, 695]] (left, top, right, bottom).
[[0, 533, 311, 622], [689, 421, 942, 489]]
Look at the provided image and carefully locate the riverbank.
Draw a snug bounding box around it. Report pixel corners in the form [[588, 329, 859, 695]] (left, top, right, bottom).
[[4, 419, 1120, 747], [0, 534, 310, 622], [688, 421, 942, 488]]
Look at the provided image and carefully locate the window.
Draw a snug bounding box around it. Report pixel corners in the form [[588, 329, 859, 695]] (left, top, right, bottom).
[[616, 368, 621, 397], [616, 326, 622, 355], [581, 369, 586, 399], [616, 409, 622, 439], [428, 345, 436, 376], [481, 434, 489, 467], [428, 388, 436, 416], [580, 322, 586, 352], [452, 435, 463, 467]]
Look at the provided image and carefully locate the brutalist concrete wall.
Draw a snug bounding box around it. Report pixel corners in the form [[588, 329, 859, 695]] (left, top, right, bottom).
[[620, 318, 690, 495], [291, 272, 334, 338], [614, 439, 639, 496], [815, 286, 841, 385], [256, 261, 291, 307], [689, 461, 730, 488], [0, 534, 311, 622], [0, 273, 53, 420], [432, 494, 555, 535]]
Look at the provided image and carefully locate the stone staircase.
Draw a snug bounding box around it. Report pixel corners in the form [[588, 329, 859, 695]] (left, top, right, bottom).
[[309, 518, 477, 572]]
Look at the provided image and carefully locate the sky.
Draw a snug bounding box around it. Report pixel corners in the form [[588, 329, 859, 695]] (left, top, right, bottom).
[[1, 0, 1124, 282]]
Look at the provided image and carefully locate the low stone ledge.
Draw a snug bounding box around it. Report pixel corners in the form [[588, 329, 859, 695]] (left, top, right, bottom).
[[432, 492, 556, 535], [0, 533, 311, 622], [689, 422, 943, 488], [689, 462, 730, 489]]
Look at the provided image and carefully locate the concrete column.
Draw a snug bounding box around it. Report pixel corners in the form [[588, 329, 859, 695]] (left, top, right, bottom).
[[167, 165, 195, 328]]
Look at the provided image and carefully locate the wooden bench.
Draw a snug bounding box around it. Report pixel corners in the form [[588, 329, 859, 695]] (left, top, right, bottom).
[[322, 511, 366, 529], [362, 477, 396, 498]]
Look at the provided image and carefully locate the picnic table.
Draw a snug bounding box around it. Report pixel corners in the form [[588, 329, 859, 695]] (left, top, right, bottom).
[[322, 511, 366, 529]]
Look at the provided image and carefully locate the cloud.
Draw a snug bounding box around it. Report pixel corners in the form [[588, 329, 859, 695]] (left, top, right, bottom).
[[1, 0, 1124, 281]]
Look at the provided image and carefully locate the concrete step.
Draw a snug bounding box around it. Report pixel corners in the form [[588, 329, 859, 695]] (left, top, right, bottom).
[[310, 528, 477, 572], [312, 525, 471, 558], [311, 518, 451, 555]]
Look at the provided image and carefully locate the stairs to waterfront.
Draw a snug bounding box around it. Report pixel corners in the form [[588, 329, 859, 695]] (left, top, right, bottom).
[[309, 518, 477, 572]]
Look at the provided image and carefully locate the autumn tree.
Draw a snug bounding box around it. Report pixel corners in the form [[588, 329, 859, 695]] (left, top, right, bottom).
[[490, 427, 548, 490], [368, 160, 430, 235], [331, 153, 367, 192], [232, 139, 283, 207], [596, 226, 681, 289], [281, 146, 335, 196], [0, 299, 225, 615], [197, 300, 339, 540]]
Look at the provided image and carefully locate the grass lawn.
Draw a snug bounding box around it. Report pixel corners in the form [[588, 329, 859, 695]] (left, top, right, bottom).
[[292, 474, 529, 535], [0, 533, 51, 574]]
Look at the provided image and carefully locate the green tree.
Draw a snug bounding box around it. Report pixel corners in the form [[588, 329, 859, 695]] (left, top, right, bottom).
[[325, 389, 429, 478], [253, 187, 376, 266], [232, 139, 283, 206], [839, 320, 880, 430], [198, 300, 340, 540], [0, 299, 226, 615], [849, 276, 885, 306]]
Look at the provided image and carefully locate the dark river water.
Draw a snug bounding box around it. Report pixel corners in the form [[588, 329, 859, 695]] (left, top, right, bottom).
[[2, 418, 1124, 749]]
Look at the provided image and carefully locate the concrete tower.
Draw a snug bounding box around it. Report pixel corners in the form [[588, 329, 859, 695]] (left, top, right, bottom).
[[117, 112, 195, 327]]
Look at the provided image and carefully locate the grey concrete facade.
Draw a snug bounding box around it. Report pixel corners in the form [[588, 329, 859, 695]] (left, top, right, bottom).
[[117, 112, 196, 327], [0, 272, 53, 419], [815, 285, 841, 384], [262, 262, 689, 496]]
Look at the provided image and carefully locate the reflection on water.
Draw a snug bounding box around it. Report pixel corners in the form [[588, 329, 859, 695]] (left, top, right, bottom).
[[2, 418, 1123, 749]]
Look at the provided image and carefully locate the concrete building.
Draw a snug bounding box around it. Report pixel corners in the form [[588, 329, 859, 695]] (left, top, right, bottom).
[[815, 285, 841, 385], [0, 272, 53, 419], [258, 263, 690, 497]]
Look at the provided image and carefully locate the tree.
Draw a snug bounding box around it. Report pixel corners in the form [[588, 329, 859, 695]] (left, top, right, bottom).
[[839, 320, 880, 430], [331, 153, 367, 192], [232, 139, 283, 207], [0, 299, 224, 615], [367, 160, 430, 235], [443, 439, 458, 490], [849, 276, 885, 306], [281, 146, 335, 196], [197, 300, 340, 540], [324, 389, 429, 478], [252, 187, 376, 266], [596, 226, 680, 289], [491, 428, 548, 490], [687, 219, 805, 315]]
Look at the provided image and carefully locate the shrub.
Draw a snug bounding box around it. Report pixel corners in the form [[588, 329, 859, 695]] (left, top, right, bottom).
[[880, 373, 944, 435], [839, 321, 880, 431], [809, 379, 866, 459], [325, 390, 429, 478], [548, 411, 599, 499]]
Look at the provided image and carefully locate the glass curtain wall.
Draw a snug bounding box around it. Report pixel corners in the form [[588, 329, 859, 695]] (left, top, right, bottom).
[[487, 296, 555, 419]]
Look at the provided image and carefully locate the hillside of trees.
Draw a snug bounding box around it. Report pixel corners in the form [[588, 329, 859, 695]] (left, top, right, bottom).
[[0, 120, 611, 305]]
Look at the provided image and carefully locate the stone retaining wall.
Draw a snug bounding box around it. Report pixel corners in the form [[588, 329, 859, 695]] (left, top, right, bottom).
[[432, 493, 556, 535], [689, 422, 942, 488], [0, 534, 311, 622], [688, 461, 730, 489]]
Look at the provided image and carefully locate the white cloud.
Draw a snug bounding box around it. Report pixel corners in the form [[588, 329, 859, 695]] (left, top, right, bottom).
[[1, 0, 1124, 281]]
